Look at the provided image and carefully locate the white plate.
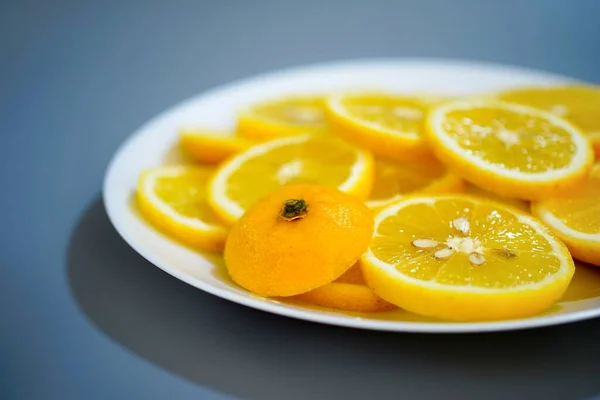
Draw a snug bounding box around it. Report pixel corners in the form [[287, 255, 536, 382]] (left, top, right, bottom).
[[104, 58, 600, 333]]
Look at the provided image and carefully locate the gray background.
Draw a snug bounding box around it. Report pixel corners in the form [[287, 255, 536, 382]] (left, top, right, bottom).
[[2, 1, 600, 399]]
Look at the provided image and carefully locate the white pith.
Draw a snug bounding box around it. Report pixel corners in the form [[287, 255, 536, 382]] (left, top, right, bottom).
[[428, 100, 591, 181], [328, 94, 421, 139], [537, 207, 600, 242], [365, 195, 572, 293], [143, 167, 225, 232], [209, 134, 370, 219]]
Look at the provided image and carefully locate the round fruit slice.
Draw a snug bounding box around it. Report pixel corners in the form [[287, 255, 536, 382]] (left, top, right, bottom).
[[334, 263, 366, 284], [295, 282, 396, 313], [532, 163, 600, 266], [368, 157, 463, 209], [137, 166, 228, 252], [180, 129, 253, 164], [361, 194, 575, 321], [208, 134, 373, 224], [295, 263, 396, 312], [237, 95, 327, 140], [326, 93, 437, 161], [495, 85, 600, 156], [426, 99, 593, 200], [464, 182, 529, 212]]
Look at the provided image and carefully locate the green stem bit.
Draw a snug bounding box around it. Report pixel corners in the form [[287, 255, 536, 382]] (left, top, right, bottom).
[[281, 199, 308, 221]]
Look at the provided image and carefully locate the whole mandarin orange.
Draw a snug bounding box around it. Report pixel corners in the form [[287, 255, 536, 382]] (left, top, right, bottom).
[[224, 184, 374, 297]]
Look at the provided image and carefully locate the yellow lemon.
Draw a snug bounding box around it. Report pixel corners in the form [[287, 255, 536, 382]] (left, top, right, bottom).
[[180, 129, 253, 164], [496, 85, 600, 157], [426, 99, 593, 200], [237, 95, 327, 140], [532, 163, 600, 266], [137, 166, 228, 252], [208, 134, 373, 224], [361, 194, 574, 321], [326, 93, 437, 161], [368, 157, 463, 209]]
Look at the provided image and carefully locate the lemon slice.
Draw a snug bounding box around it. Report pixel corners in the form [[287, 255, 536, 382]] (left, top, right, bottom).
[[295, 282, 396, 313], [335, 263, 367, 284], [496, 85, 600, 156], [295, 263, 396, 313], [137, 166, 228, 252], [326, 93, 436, 161], [208, 134, 373, 224], [237, 95, 327, 140], [464, 182, 529, 212], [368, 158, 463, 209], [426, 99, 593, 200], [180, 129, 253, 164], [532, 164, 600, 266], [361, 194, 574, 321]]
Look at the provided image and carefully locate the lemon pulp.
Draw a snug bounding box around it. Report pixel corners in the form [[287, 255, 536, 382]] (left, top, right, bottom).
[[540, 166, 600, 234], [252, 96, 326, 127], [154, 171, 221, 224], [443, 107, 576, 173], [371, 198, 562, 288], [341, 94, 427, 136], [224, 136, 362, 210], [369, 158, 446, 204]]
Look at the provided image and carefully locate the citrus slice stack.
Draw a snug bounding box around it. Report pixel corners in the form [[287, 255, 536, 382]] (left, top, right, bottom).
[[496, 85, 600, 156], [426, 99, 593, 200], [295, 264, 396, 313], [532, 163, 600, 266], [296, 282, 396, 313], [237, 95, 327, 140], [361, 194, 575, 321], [368, 157, 463, 209], [180, 129, 253, 164], [464, 182, 529, 212], [137, 166, 228, 252], [208, 134, 373, 224], [326, 93, 436, 161]]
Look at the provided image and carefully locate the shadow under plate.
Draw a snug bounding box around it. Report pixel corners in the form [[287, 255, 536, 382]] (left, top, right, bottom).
[[66, 196, 600, 400]]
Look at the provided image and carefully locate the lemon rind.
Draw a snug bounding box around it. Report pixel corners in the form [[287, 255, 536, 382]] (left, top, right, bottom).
[[363, 194, 574, 294], [208, 134, 373, 222], [427, 100, 593, 182], [140, 166, 227, 233]]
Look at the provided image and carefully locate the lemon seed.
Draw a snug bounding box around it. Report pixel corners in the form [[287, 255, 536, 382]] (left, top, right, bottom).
[[434, 248, 455, 259], [469, 252, 486, 265], [412, 239, 439, 248], [452, 217, 470, 235]]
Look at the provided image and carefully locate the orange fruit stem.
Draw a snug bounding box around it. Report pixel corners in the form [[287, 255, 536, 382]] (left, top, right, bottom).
[[280, 199, 308, 221]]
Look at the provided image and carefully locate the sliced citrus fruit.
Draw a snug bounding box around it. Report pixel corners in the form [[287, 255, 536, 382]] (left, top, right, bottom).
[[426, 99, 593, 200], [326, 93, 435, 161], [368, 157, 463, 209], [208, 134, 373, 224], [334, 263, 366, 284], [532, 163, 600, 266], [224, 184, 374, 297], [137, 166, 228, 252], [496, 85, 600, 156], [295, 282, 396, 313], [236, 95, 327, 140], [296, 263, 396, 312], [361, 194, 575, 321], [464, 182, 529, 212], [180, 129, 253, 164]]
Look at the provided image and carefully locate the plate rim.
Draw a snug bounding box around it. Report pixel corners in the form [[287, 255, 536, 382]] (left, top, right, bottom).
[[103, 57, 600, 333]]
